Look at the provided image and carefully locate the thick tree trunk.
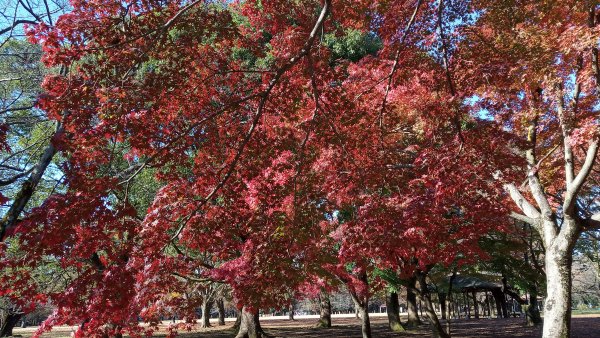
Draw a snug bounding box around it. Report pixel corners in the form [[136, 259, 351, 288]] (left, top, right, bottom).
[[235, 307, 268, 338], [415, 271, 450, 338], [357, 302, 372, 338], [0, 313, 23, 337], [438, 293, 447, 320], [216, 298, 226, 326], [406, 276, 421, 327], [472, 291, 479, 319], [464, 292, 471, 319], [525, 285, 542, 326], [491, 289, 507, 318], [542, 247, 573, 338], [201, 297, 212, 328], [316, 292, 331, 328], [386, 291, 404, 332]]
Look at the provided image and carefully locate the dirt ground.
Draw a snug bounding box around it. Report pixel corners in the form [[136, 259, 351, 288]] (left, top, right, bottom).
[[13, 315, 600, 337]]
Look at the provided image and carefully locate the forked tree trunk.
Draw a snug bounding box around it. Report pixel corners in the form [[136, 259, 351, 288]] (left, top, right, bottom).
[[316, 292, 331, 328], [0, 313, 23, 337], [216, 298, 226, 326], [415, 271, 450, 338], [201, 297, 212, 328], [348, 272, 372, 338], [406, 276, 421, 327], [235, 306, 268, 338], [542, 246, 573, 338], [386, 291, 405, 332]]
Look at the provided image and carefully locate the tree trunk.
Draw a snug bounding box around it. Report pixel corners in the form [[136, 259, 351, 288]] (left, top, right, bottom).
[[288, 303, 294, 321], [357, 301, 372, 338], [525, 285, 542, 326], [542, 247, 573, 338], [235, 306, 268, 338], [201, 297, 212, 328], [316, 292, 332, 328], [472, 291, 479, 319], [438, 293, 447, 320], [386, 291, 404, 332], [485, 292, 491, 318], [415, 271, 450, 338], [216, 298, 226, 326], [445, 270, 457, 336], [491, 289, 507, 318], [0, 313, 23, 337], [101, 324, 123, 338], [348, 272, 372, 338], [406, 276, 421, 327], [232, 310, 242, 332], [0, 122, 63, 241], [464, 292, 471, 319]]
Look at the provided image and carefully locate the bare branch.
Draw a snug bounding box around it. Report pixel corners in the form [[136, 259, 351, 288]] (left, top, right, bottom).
[[564, 139, 599, 213], [504, 183, 541, 219], [509, 211, 538, 225], [379, 0, 423, 128]]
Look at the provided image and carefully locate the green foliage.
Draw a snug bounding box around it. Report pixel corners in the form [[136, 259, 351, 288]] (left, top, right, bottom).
[[372, 268, 405, 292], [0, 39, 64, 210], [323, 29, 382, 63]]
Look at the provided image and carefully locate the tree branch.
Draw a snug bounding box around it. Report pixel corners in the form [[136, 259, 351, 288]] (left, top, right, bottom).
[[509, 211, 538, 225], [504, 183, 541, 219]]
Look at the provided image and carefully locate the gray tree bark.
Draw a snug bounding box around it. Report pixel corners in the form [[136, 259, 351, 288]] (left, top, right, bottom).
[[406, 276, 421, 327], [0, 313, 23, 337], [415, 271, 450, 338], [234, 306, 268, 338], [200, 297, 212, 328], [0, 122, 63, 241], [288, 302, 294, 321], [542, 242, 573, 337], [386, 291, 404, 332], [216, 298, 226, 326], [348, 272, 372, 338], [316, 292, 331, 328]]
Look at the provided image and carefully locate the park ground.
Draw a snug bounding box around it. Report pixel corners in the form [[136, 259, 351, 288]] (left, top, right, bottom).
[[11, 313, 600, 338]]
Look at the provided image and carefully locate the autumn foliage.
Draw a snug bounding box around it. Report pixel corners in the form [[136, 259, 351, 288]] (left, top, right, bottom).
[[1, 0, 599, 337]]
